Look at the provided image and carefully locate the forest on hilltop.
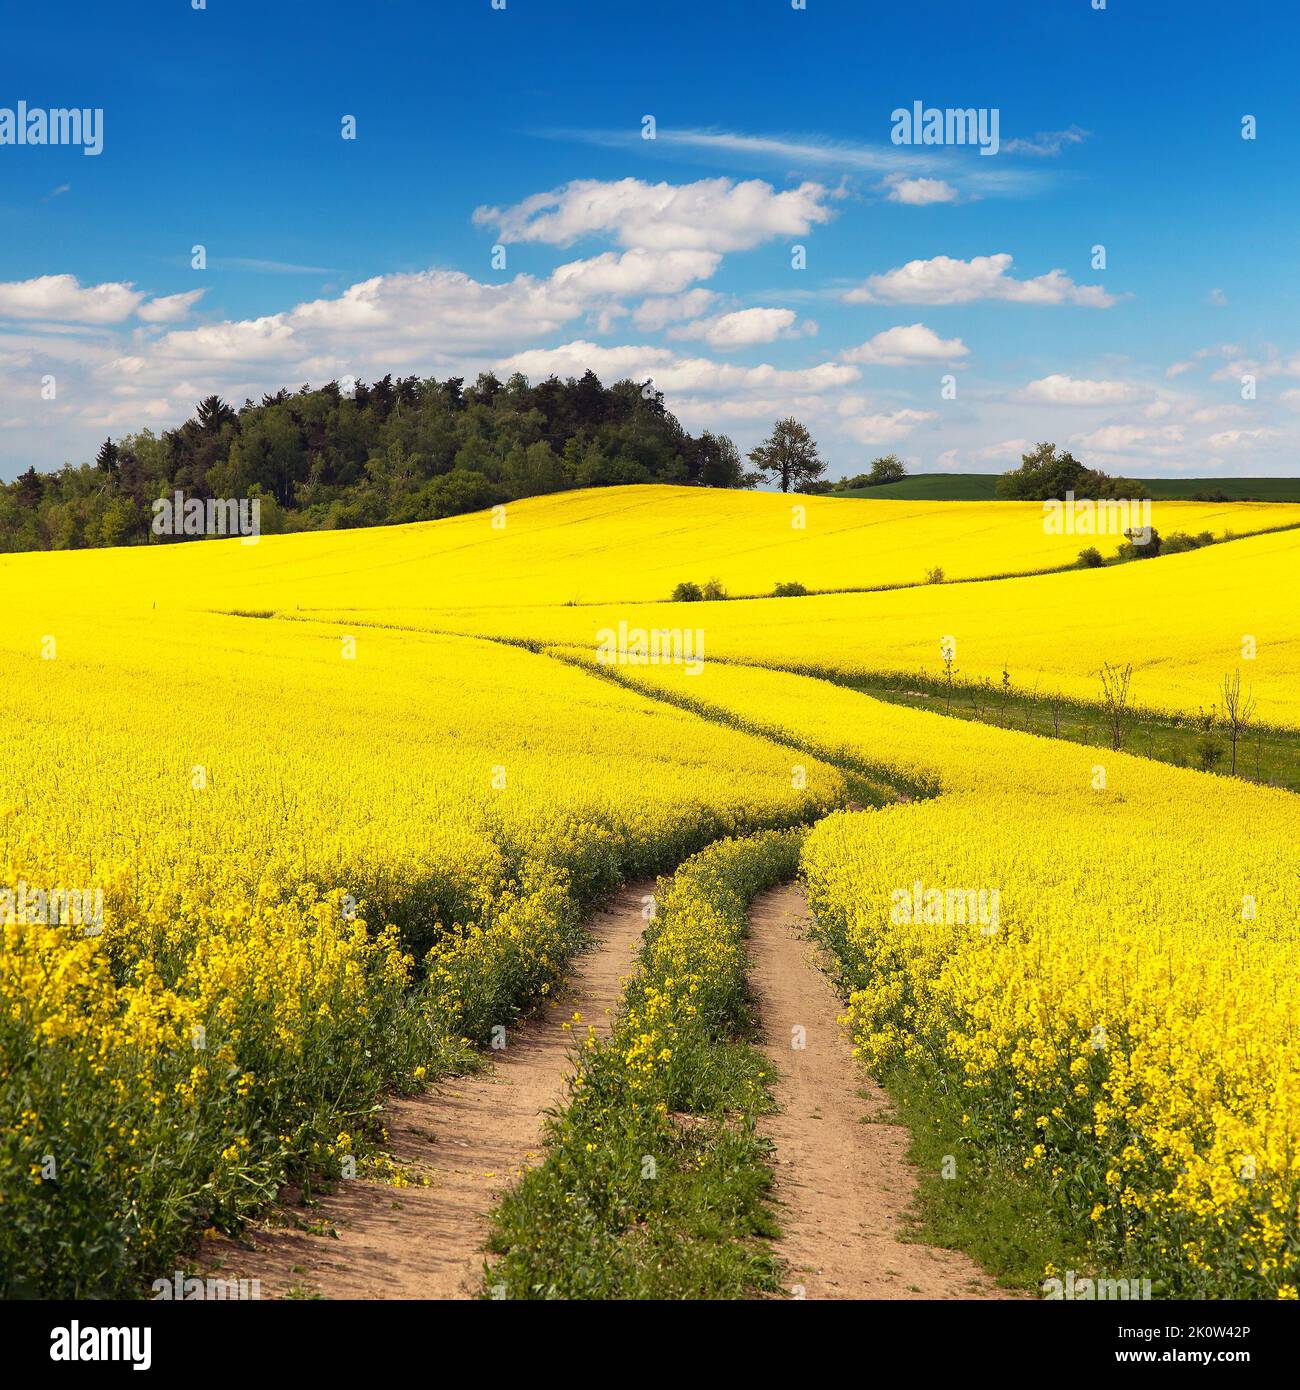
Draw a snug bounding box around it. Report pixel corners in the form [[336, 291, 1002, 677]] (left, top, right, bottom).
[[0, 370, 755, 551]]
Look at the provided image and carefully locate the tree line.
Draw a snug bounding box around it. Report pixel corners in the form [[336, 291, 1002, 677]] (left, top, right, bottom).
[[0, 376, 1148, 554], [0, 372, 771, 551]]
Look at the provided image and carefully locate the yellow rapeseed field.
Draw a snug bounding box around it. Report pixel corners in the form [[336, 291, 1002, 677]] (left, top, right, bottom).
[[370, 521, 1300, 727], [590, 654, 1300, 1298], [0, 597, 840, 1294], [3, 484, 1298, 1298], [3, 483, 1295, 612]]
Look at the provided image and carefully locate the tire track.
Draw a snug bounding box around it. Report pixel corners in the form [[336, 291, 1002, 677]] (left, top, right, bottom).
[[748, 882, 1012, 1300], [205, 881, 652, 1300]]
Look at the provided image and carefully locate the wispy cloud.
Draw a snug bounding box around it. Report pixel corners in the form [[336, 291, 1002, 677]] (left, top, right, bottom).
[[537, 126, 1063, 198], [208, 257, 339, 275], [1001, 125, 1090, 157]]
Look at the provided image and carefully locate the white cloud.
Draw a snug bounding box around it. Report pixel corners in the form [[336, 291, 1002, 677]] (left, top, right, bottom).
[[133, 248, 720, 382], [1188, 404, 1245, 424], [1211, 354, 1300, 382], [669, 307, 798, 349], [1073, 424, 1184, 451], [474, 176, 835, 252], [845, 253, 1118, 308], [968, 438, 1031, 462], [1206, 427, 1280, 449], [137, 289, 206, 324], [1208, 288, 1228, 306], [549, 247, 720, 297], [1001, 126, 1089, 157], [841, 408, 936, 445], [0, 274, 144, 323], [842, 323, 969, 365], [631, 288, 720, 331], [883, 176, 959, 205], [497, 340, 858, 398], [1020, 374, 1139, 405]]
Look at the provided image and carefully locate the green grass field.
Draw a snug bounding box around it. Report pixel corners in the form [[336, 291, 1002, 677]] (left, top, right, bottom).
[[832, 474, 1300, 501]]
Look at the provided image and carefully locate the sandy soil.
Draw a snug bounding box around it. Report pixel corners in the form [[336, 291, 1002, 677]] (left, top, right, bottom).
[[748, 882, 1011, 1300], [206, 880, 652, 1300]]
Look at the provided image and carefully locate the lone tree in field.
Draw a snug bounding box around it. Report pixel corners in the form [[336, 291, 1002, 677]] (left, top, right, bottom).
[[748, 418, 826, 493], [1099, 660, 1135, 751], [1221, 669, 1257, 776]]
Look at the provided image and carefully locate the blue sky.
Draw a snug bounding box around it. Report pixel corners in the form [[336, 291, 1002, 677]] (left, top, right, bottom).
[[2, 0, 1298, 479]]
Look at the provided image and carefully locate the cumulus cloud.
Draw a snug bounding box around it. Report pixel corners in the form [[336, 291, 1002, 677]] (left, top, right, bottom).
[[121, 248, 722, 388], [1206, 427, 1280, 448], [0, 273, 145, 323], [841, 407, 936, 445], [844, 253, 1118, 308], [549, 247, 720, 298], [473, 176, 835, 252], [968, 438, 1031, 462], [137, 289, 206, 324], [496, 340, 858, 398], [842, 323, 969, 365], [883, 176, 959, 205], [1020, 374, 1140, 405], [631, 288, 720, 331], [1211, 353, 1300, 382], [668, 307, 798, 349], [1072, 424, 1184, 451]]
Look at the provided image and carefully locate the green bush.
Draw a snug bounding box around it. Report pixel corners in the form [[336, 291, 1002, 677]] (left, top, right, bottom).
[[1077, 547, 1105, 568], [1196, 736, 1225, 771], [671, 581, 703, 602], [1115, 526, 1163, 560], [772, 581, 810, 597], [1163, 531, 1203, 554]]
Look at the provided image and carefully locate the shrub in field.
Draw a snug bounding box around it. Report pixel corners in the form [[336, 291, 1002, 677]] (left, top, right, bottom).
[[1163, 530, 1203, 553], [671, 580, 703, 602], [772, 581, 810, 597], [1077, 546, 1105, 568]]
